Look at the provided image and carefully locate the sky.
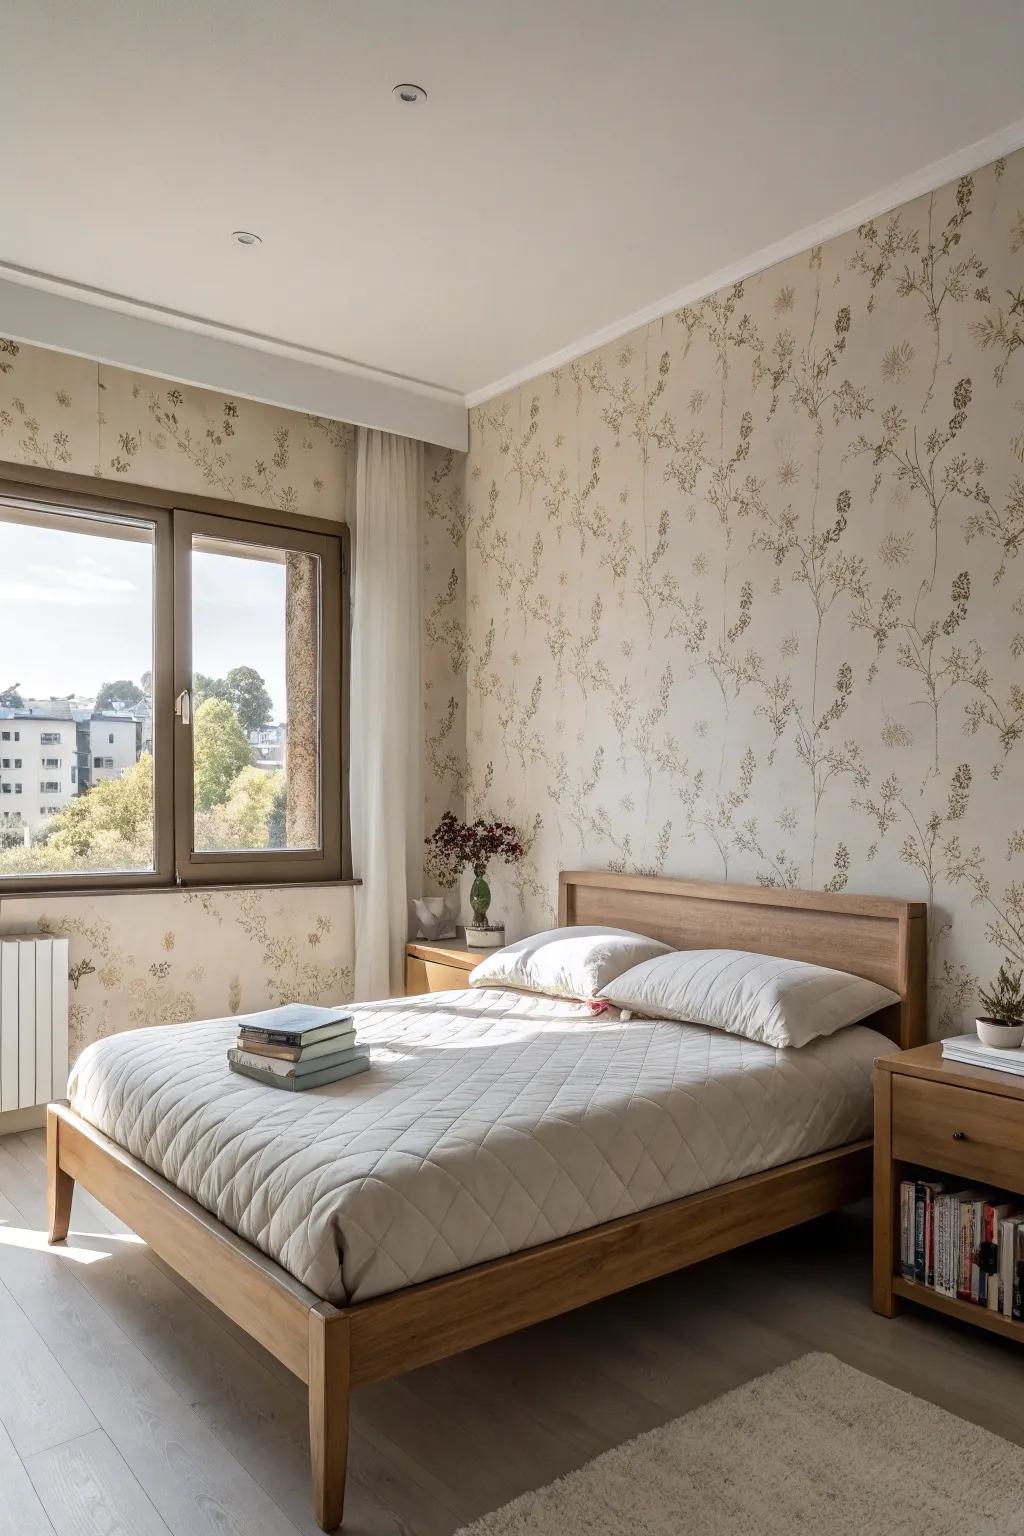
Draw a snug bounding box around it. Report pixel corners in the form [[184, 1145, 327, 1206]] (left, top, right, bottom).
[[0, 517, 288, 718]]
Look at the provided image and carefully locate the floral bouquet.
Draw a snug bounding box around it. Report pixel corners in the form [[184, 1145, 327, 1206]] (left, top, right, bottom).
[[424, 811, 524, 947]]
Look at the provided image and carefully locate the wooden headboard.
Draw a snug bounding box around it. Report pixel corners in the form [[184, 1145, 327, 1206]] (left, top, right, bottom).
[[559, 871, 927, 1050]]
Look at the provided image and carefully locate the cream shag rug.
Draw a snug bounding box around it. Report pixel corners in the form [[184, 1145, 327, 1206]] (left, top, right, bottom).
[[456, 1352, 1024, 1535]]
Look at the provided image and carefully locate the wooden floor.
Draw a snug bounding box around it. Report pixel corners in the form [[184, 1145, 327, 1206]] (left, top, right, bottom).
[[2, 1128, 1023, 1536]]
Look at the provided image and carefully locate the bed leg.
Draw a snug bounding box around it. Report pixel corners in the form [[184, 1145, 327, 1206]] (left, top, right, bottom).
[[47, 1104, 75, 1244], [309, 1303, 351, 1532]]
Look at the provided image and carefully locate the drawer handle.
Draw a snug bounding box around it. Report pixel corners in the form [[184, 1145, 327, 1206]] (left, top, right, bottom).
[[952, 1130, 967, 1141]]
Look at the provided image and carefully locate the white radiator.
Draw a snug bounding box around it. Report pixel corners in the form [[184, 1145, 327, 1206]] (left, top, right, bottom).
[[0, 935, 70, 1111]]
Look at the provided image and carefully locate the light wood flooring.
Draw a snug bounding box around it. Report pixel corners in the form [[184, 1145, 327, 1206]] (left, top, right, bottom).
[[2, 1126, 1023, 1536]]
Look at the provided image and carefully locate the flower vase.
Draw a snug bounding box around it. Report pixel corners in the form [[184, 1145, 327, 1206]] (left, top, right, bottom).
[[466, 863, 505, 948]]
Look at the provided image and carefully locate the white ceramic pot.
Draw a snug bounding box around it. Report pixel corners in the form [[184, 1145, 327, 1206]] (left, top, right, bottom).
[[976, 1015, 1024, 1049], [465, 923, 505, 950]]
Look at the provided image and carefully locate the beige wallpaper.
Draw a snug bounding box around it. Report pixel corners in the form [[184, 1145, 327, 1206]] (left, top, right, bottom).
[[426, 149, 1024, 1038], [0, 343, 356, 1055]]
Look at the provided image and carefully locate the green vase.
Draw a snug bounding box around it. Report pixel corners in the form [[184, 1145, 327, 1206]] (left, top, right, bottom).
[[469, 863, 491, 929]]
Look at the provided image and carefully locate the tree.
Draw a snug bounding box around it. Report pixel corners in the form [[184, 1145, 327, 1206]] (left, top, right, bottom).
[[0, 754, 155, 876], [194, 765, 278, 850], [0, 684, 23, 708], [194, 673, 230, 709], [193, 698, 253, 810], [194, 667, 273, 733], [94, 678, 145, 712], [224, 666, 273, 733]]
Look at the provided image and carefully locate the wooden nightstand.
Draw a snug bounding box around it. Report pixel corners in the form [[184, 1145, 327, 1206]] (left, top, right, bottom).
[[874, 1042, 1024, 1342], [405, 936, 477, 995]]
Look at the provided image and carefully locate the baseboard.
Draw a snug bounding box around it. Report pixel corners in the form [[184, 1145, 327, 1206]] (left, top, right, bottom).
[[0, 1103, 47, 1137]]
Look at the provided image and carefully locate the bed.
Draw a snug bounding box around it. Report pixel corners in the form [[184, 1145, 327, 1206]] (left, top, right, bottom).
[[47, 871, 927, 1530]]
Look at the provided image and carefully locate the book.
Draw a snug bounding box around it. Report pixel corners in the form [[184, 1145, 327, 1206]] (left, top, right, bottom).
[[956, 1190, 984, 1302], [1000, 1216, 1019, 1318], [233, 1029, 356, 1063], [899, 1181, 916, 1280], [941, 1034, 1024, 1076], [915, 1181, 944, 1285], [228, 1045, 365, 1079], [228, 1052, 371, 1092], [1016, 1226, 1024, 1321], [934, 1192, 956, 1297], [985, 1202, 1014, 1311], [234, 1003, 355, 1048]]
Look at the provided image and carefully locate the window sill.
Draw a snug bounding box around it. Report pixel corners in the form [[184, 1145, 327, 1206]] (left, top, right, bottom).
[[0, 878, 362, 901]]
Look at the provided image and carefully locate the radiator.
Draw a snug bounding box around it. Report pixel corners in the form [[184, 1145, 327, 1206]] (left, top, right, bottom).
[[0, 935, 70, 1111]]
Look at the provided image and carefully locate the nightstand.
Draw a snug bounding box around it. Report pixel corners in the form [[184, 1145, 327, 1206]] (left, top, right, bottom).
[[405, 936, 477, 995], [874, 1042, 1024, 1342]]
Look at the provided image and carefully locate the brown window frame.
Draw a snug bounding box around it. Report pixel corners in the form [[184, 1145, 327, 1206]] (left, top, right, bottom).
[[0, 461, 350, 895]]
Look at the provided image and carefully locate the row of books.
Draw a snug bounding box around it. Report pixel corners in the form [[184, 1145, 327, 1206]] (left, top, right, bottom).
[[899, 1178, 1024, 1318], [227, 1003, 370, 1091]]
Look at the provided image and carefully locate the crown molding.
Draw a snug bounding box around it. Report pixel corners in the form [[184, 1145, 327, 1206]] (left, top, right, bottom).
[[0, 269, 468, 452], [464, 116, 1024, 410]]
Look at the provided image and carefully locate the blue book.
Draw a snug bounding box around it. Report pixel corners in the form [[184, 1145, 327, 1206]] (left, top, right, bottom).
[[235, 1003, 354, 1047]]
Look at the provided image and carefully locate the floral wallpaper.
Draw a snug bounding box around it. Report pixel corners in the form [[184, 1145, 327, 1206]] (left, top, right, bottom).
[[0, 341, 356, 1059], [425, 149, 1024, 1039]]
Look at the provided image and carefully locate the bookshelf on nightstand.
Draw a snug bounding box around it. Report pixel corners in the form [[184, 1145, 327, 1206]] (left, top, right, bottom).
[[404, 936, 477, 996], [874, 1042, 1024, 1343]]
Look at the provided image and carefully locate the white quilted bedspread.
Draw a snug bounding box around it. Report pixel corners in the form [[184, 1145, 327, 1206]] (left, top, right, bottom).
[[68, 988, 888, 1304]]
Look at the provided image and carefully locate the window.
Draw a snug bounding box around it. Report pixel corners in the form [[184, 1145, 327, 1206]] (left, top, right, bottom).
[[13, 759, 21, 769], [0, 760, 7, 769], [0, 784, 9, 795], [0, 471, 347, 891], [14, 785, 21, 795]]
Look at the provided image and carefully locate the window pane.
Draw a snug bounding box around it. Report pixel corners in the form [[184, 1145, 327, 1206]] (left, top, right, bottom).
[[191, 534, 320, 852], [0, 504, 155, 877]]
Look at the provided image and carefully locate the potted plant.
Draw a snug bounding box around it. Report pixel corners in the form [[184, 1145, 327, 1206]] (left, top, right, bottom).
[[424, 811, 524, 949], [976, 962, 1024, 1048]]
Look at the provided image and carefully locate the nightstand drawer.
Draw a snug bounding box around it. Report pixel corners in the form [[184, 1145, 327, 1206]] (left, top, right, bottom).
[[892, 1075, 1024, 1192]]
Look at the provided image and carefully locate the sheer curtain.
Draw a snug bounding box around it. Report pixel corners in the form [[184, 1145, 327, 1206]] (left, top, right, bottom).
[[350, 427, 424, 999]]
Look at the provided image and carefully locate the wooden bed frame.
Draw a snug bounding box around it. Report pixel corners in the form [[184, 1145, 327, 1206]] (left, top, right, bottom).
[[47, 871, 926, 1530]]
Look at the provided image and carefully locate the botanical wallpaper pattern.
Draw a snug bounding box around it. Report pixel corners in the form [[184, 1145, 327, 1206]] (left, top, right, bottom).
[[0, 343, 357, 1058], [424, 149, 1024, 1039]]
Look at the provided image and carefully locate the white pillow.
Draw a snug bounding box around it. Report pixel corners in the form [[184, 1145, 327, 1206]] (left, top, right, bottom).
[[468, 926, 671, 1001], [598, 948, 900, 1049]]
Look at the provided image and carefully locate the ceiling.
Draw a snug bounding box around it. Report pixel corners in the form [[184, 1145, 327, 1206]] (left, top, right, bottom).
[[3, 0, 1024, 409]]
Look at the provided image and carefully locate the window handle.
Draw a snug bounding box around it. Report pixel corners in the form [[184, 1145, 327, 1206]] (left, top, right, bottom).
[[175, 689, 191, 726]]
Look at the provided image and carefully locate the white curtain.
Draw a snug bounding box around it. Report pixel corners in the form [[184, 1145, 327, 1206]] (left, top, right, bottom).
[[350, 428, 424, 999]]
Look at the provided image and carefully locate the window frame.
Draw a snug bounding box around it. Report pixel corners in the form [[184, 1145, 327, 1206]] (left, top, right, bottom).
[[0, 461, 350, 894]]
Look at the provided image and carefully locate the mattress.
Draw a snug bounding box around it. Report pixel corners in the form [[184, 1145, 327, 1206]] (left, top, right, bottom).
[[68, 987, 890, 1304]]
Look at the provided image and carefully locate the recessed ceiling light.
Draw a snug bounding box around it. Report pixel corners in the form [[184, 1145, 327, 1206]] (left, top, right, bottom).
[[392, 82, 427, 104], [232, 230, 262, 247]]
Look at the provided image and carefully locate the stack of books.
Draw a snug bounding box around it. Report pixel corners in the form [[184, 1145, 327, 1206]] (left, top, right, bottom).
[[227, 1004, 368, 1091], [941, 1032, 1024, 1074], [899, 1178, 1024, 1318]]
